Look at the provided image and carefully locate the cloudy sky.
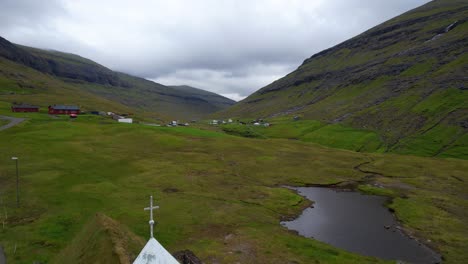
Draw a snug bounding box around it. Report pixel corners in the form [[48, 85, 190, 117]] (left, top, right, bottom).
[[0, 0, 430, 101]]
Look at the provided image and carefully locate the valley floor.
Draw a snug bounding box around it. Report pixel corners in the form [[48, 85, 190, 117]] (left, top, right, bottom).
[[0, 105, 467, 263]]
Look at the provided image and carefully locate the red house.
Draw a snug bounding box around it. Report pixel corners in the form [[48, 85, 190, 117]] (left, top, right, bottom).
[[11, 104, 39, 112], [48, 105, 80, 115]]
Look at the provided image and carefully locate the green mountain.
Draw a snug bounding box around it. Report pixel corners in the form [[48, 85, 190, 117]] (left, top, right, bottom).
[[0, 36, 235, 120], [169, 85, 236, 116], [220, 0, 467, 158]]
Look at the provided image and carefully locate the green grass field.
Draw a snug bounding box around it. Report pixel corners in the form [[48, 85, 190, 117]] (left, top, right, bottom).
[[219, 115, 467, 159], [0, 118, 9, 127], [221, 120, 384, 153], [0, 104, 467, 264]]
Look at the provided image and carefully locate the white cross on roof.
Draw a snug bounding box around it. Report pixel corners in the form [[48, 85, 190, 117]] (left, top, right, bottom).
[[144, 195, 160, 238], [133, 195, 179, 264]]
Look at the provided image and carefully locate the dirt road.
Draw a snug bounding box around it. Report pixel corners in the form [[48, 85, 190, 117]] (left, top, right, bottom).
[[0, 115, 25, 131]]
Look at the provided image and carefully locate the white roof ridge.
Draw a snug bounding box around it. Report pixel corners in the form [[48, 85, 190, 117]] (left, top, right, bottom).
[[133, 237, 179, 264]]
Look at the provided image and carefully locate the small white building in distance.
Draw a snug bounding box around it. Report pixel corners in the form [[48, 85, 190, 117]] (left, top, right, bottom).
[[118, 118, 133, 124], [133, 196, 179, 264]]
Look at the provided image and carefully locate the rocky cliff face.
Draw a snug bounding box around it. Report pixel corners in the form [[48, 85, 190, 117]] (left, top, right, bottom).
[[0, 37, 124, 86]]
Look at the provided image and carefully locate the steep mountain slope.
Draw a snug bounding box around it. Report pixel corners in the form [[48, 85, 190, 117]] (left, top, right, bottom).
[[220, 0, 467, 157], [0, 37, 235, 119], [0, 56, 152, 119], [170, 85, 235, 111]]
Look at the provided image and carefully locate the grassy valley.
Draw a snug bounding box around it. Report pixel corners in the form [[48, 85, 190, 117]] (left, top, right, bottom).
[[0, 105, 467, 263], [0, 0, 467, 263]]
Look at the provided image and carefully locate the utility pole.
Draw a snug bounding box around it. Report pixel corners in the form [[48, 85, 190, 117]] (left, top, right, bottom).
[[11, 157, 19, 207]]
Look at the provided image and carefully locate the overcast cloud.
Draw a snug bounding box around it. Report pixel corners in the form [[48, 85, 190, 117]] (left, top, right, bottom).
[[0, 0, 430, 101]]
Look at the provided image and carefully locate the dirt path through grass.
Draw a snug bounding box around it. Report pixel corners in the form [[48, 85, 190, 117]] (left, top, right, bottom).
[[0, 115, 25, 131]]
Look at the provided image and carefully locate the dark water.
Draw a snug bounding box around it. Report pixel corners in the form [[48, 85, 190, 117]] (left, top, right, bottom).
[[281, 187, 441, 264]]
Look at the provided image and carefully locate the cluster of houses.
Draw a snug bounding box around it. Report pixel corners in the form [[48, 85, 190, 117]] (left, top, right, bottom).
[[168, 120, 189, 127], [209, 119, 233, 125], [11, 104, 81, 115], [253, 121, 270, 127], [250, 119, 270, 127], [209, 118, 270, 127], [10, 103, 133, 123], [11, 103, 274, 128]]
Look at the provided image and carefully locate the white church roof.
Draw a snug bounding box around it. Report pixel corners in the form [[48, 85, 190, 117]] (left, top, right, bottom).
[[133, 238, 179, 264]]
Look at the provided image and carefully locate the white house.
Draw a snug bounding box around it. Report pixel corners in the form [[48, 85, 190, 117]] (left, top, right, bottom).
[[118, 118, 133, 124]]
